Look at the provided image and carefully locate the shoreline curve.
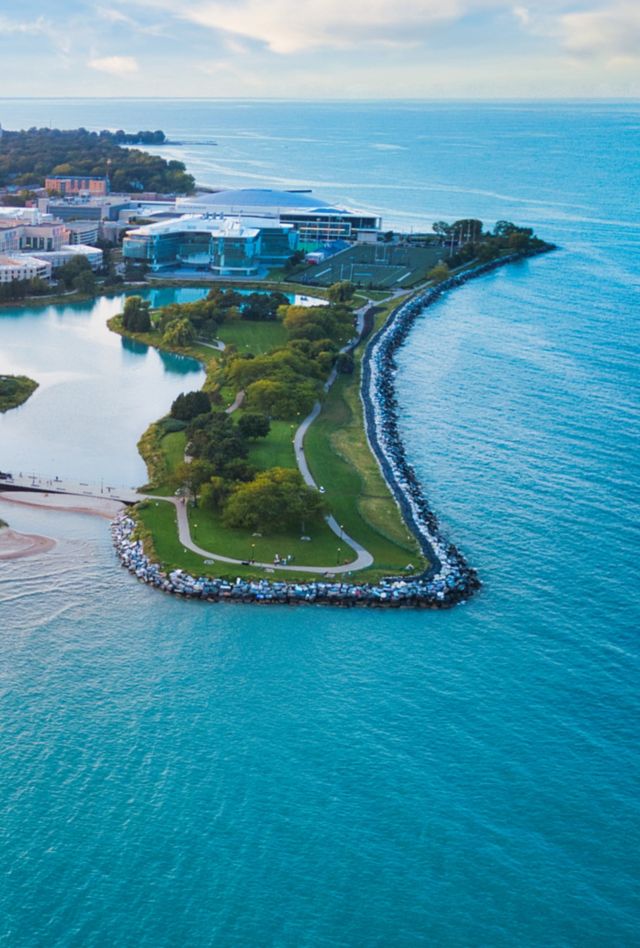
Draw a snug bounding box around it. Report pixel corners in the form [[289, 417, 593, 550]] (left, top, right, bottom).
[[111, 244, 554, 608]]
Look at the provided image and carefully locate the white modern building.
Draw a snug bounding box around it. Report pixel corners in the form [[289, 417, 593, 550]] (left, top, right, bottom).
[[0, 254, 52, 284], [123, 213, 297, 275], [30, 244, 103, 270]]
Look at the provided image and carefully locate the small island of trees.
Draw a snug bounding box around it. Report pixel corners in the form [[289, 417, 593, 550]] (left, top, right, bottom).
[[0, 374, 38, 412]]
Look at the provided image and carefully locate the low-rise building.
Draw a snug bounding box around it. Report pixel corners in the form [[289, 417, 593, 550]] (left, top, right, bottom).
[[65, 221, 100, 245], [123, 213, 298, 275], [0, 254, 52, 283], [31, 244, 103, 271], [45, 176, 110, 196]]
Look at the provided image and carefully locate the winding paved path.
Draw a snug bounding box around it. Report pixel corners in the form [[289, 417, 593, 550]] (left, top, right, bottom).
[[153, 495, 372, 574], [7, 294, 406, 575]]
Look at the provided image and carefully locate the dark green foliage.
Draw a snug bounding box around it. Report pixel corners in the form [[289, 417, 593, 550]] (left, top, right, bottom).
[[222, 467, 324, 532], [241, 291, 288, 321], [283, 249, 306, 273], [104, 130, 166, 146], [237, 412, 271, 439], [433, 218, 546, 268], [122, 295, 152, 332], [327, 280, 356, 303], [158, 416, 187, 434], [72, 269, 97, 295], [336, 352, 355, 374], [170, 390, 211, 422], [0, 374, 38, 412], [0, 127, 194, 193], [0, 277, 49, 302], [55, 255, 94, 291], [186, 412, 249, 479]]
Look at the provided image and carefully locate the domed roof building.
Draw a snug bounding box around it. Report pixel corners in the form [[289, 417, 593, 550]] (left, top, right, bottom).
[[176, 188, 381, 244]]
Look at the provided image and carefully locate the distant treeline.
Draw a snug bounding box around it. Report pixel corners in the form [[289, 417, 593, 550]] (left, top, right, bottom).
[[104, 130, 166, 145], [0, 127, 194, 194]]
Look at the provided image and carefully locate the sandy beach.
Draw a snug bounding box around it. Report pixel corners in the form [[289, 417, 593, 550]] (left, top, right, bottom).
[[0, 526, 56, 560], [0, 491, 125, 560]]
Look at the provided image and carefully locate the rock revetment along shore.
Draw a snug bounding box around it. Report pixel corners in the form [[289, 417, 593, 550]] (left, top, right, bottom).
[[112, 245, 553, 609]]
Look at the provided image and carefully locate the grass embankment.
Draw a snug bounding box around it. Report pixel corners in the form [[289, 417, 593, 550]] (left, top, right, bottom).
[[113, 295, 426, 581], [0, 375, 38, 412], [303, 299, 427, 578]]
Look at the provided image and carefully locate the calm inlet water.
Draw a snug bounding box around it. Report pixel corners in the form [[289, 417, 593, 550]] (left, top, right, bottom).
[[1, 101, 639, 946], [0, 288, 206, 485]]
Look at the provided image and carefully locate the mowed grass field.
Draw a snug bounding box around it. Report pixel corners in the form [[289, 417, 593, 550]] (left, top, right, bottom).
[[216, 319, 287, 354], [302, 244, 444, 289]]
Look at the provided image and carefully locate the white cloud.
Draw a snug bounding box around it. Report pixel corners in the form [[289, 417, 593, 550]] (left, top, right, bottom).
[[152, 0, 478, 53], [512, 5, 531, 27], [0, 14, 49, 34], [560, 3, 640, 62], [88, 55, 140, 76]]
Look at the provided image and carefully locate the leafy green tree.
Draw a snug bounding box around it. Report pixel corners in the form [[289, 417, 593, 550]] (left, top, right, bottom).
[[245, 379, 317, 420], [170, 390, 210, 422], [162, 317, 195, 348], [57, 255, 93, 291], [336, 351, 354, 374], [427, 262, 450, 284], [173, 459, 215, 507], [122, 295, 152, 332], [237, 412, 271, 439], [200, 476, 228, 512], [72, 269, 96, 295], [327, 280, 356, 303], [222, 468, 324, 532]]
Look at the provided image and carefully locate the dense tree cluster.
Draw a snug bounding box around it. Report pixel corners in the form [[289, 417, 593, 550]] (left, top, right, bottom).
[[105, 130, 166, 146], [170, 390, 211, 422], [241, 291, 289, 320], [0, 127, 194, 193], [432, 219, 546, 269], [184, 412, 252, 484], [122, 295, 152, 332], [222, 467, 324, 532], [0, 277, 49, 302]]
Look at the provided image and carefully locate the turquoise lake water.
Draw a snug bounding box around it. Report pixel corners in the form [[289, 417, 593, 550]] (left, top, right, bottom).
[[1, 100, 639, 946]]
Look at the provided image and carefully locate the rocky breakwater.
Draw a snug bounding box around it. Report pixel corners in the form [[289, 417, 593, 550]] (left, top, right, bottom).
[[111, 514, 474, 607], [360, 247, 554, 605]]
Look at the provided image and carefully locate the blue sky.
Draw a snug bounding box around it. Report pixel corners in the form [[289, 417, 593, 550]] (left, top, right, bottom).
[[1, 0, 638, 98]]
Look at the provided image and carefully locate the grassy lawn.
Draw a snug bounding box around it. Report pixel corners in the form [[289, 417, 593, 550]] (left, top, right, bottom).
[[136, 500, 356, 580], [217, 320, 287, 354], [187, 504, 352, 569], [303, 373, 426, 577], [246, 420, 297, 470]]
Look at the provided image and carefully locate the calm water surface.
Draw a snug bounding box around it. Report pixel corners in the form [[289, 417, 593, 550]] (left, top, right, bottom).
[[0, 100, 639, 946]]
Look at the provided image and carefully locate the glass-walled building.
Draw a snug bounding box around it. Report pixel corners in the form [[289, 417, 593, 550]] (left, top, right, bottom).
[[123, 214, 297, 275]]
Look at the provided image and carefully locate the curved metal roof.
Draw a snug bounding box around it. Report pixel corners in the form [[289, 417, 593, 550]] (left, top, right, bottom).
[[183, 188, 351, 213]]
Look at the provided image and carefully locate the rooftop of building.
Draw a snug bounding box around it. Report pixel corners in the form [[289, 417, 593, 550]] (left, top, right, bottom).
[[178, 188, 364, 216], [126, 213, 292, 240], [0, 253, 50, 266]]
